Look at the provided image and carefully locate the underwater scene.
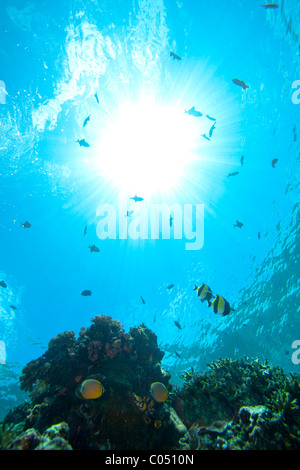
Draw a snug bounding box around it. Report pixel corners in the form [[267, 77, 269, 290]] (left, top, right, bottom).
[[0, 0, 300, 452]]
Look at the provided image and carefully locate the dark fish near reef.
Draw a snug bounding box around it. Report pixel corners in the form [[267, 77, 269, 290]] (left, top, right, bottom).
[[0, 281, 7, 288], [211, 295, 235, 316], [130, 195, 144, 202], [206, 114, 216, 121], [88, 244, 100, 253], [193, 283, 214, 307], [232, 78, 249, 90], [133, 394, 147, 411], [260, 3, 279, 9], [140, 296, 146, 304], [272, 158, 278, 168], [227, 172, 240, 177], [76, 138, 90, 147], [94, 92, 99, 104], [241, 155, 244, 165], [234, 220, 244, 228], [83, 115, 91, 127], [167, 284, 174, 290], [150, 382, 169, 403], [170, 51, 182, 60], [9, 305, 17, 310], [185, 106, 203, 117], [81, 290, 92, 296], [174, 320, 182, 330], [175, 351, 181, 358], [21, 221, 31, 228]]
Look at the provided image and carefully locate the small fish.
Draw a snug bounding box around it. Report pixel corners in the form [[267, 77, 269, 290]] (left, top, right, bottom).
[[9, 305, 17, 310], [170, 51, 182, 61], [21, 221, 31, 228], [94, 92, 99, 104], [76, 138, 90, 147], [193, 284, 214, 307], [170, 215, 173, 227], [84, 226, 87, 236], [206, 114, 216, 121], [260, 3, 279, 9], [272, 158, 278, 168], [211, 295, 235, 317], [241, 155, 244, 166], [234, 220, 244, 228], [185, 106, 203, 117], [293, 124, 297, 142], [167, 284, 174, 290], [83, 115, 91, 127], [126, 210, 134, 217], [133, 394, 147, 411], [175, 351, 181, 358], [258, 232, 261, 239], [232, 78, 249, 90], [208, 122, 216, 139], [81, 290, 92, 296], [174, 320, 182, 330], [88, 245, 100, 253], [130, 195, 144, 202], [0, 281, 7, 288], [140, 296, 146, 304], [201, 134, 210, 141], [227, 172, 240, 177]]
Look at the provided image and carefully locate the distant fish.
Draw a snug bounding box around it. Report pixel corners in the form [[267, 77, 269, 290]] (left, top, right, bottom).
[[241, 155, 244, 166], [83, 115, 91, 127], [260, 3, 279, 9], [258, 232, 261, 239], [208, 122, 216, 138], [201, 134, 210, 141], [170, 215, 173, 227], [227, 172, 240, 177], [293, 124, 297, 142], [272, 158, 278, 168], [126, 210, 134, 217], [167, 284, 174, 290], [234, 220, 244, 228], [193, 283, 214, 307], [84, 226, 87, 236], [185, 106, 203, 117], [170, 51, 182, 61], [81, 290, 92, 296], [232, 78, 249, 90], [206, 114, 216, 121], [94, 92, 99, 104], [130, 195, 144, 202], [174, 320, 182, 330], [140, 296, 146, 304], [21, 221, 31, 228], [9, 305, 17, 310], [175, 351, 181, 358], [0, 281, 7, 288], [211, 295, 235, 317], [88, 245, 100, 253], [76, 138, 90, 147]]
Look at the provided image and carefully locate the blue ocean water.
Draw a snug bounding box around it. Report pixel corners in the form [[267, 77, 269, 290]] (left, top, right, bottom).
[[0, 0, 299, 420]]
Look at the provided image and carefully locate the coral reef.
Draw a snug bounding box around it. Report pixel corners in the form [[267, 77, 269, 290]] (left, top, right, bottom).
[[1, 320, 300, 450], [1, 316, 184, 450], [174, 357, 300, 450]]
